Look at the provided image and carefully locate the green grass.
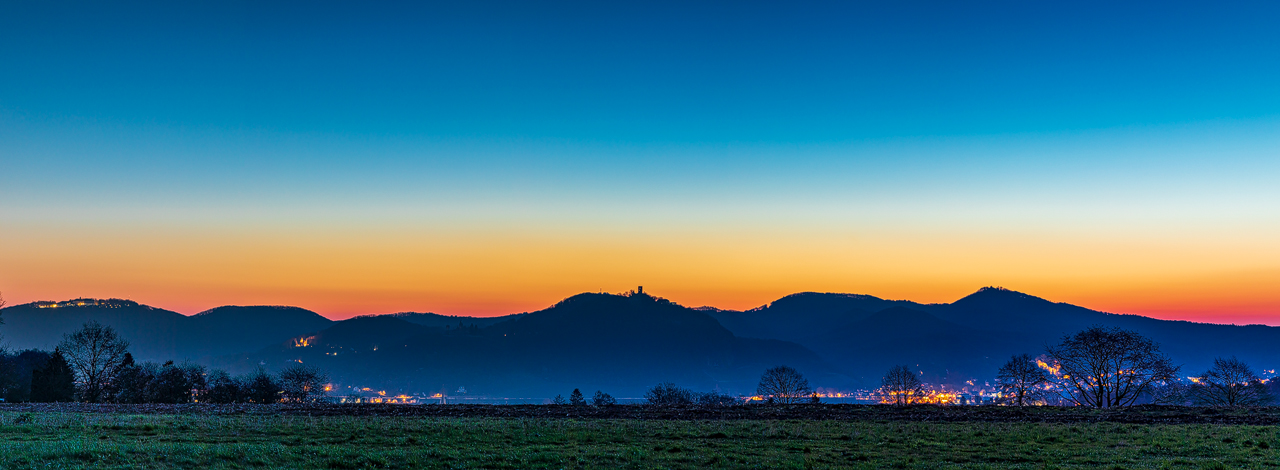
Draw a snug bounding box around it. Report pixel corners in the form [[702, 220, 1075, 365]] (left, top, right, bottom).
[[1, 411, 1278, 469]]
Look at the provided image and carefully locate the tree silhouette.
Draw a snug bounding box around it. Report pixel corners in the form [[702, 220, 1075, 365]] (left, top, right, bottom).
[[278, 364, 328, 403], [881, 365, 922, 405], [569, 388, 586, 406], [591, 390, 617, 406], [756, 365, 812, 404], [0, 291, 7, 350], [997, 354, 1049, 406], [645, 382, 694, 406], [106, 352, 143, 403], [697, 391, 739, 408], [150, 361, 206, 404], [58, 320, 131, 402], [552, 394, 567, 405], [1045, 326, 1179, 408], [244, 367, 282, 404], [1188, 357, 1273, 407], [31, 349, 75, 402], [1, 350, 52, 402], [204, 369, 243, 404]]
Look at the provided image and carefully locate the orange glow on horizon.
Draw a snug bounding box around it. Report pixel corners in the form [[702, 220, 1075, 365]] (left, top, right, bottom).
[[1, 223, 1277, 324]]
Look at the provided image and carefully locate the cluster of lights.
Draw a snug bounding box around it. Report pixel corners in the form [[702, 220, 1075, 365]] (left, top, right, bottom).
[[336, 386, 448, 404], [33, 298, 135, 309]]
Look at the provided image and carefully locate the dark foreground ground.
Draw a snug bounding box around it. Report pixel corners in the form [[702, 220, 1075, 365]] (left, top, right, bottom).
[[1, 404, 1278, 469]]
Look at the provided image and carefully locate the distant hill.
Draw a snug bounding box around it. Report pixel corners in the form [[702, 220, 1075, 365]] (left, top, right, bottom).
[[8, 287, 1279, 395], [710, 287, 1280, 386], [708, 292, 916, 343], [211, 292, 836, 397], [371, 311, 523, 329], [0, 300, 332, 361]]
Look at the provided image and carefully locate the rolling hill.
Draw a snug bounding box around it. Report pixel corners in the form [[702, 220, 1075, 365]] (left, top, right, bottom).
[[5, 287, 1278, 395], [709, 287, 1280, 386], [0, 300, 333, 361], [210, 292, 835, 397]]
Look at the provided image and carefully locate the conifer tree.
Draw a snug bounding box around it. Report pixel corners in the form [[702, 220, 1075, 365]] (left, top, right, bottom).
[[31, 349, 75, 402], [107, 352, 145, 403], [569, 388, 586, 406]]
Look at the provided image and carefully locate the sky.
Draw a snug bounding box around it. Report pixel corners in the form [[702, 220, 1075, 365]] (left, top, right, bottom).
[[1, 1, 1278, 323]]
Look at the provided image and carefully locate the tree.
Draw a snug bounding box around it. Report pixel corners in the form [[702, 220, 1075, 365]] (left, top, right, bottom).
[[204, 370, 243, 404], [591, 390, 617, 406], [58, 320, 131, 402], [0, 291, 7, 350], [552, 394, 567, 405], [0, 353, 15, 400], [756, 365, 812, 404], [569, 388, 586, 406], [148, 361, 206, 404], [1044, 326, 1179, 408], [107, 352, 146, 403], [645, 382, 694, 406], [30, 349, 75, 402], [697, 391, 739, 408], [278, 364, 328, 403], [1187, 357, 1273, 407], [244, 368, 282, 404], [1, 350, 53, 403], [881, 365, 923, 405], [997, 354, 1050, 406]]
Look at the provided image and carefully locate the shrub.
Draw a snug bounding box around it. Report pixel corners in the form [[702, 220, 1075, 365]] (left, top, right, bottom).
[[645, 382, 694, 406], [697, 391, 739, 408]]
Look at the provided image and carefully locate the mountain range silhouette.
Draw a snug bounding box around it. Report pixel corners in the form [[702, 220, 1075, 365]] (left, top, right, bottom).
[[3, 287, 1277, 396]]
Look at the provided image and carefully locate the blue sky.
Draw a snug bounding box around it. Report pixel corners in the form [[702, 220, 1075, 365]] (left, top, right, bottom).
[[2, 1, 1279, 320], [4, 1, 1278, 142]]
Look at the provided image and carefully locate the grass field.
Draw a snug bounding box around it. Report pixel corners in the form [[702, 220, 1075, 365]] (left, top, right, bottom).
[[1, 410, 1277, 469]]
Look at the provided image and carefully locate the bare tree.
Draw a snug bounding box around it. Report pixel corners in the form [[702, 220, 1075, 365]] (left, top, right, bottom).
[[881, 365, 923, 405], [645, 382, 694, 406], [1044, 326, 1179, 408], [997, 354, 1049, 406], [756, 365, 812, 404], [58, 320, 131, 403], [1188, 357, 1273, 407], [278, 364, 329, 403]]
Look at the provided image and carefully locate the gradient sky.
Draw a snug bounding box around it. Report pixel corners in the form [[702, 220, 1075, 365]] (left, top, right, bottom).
[[2, 1, 1278, 323]]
